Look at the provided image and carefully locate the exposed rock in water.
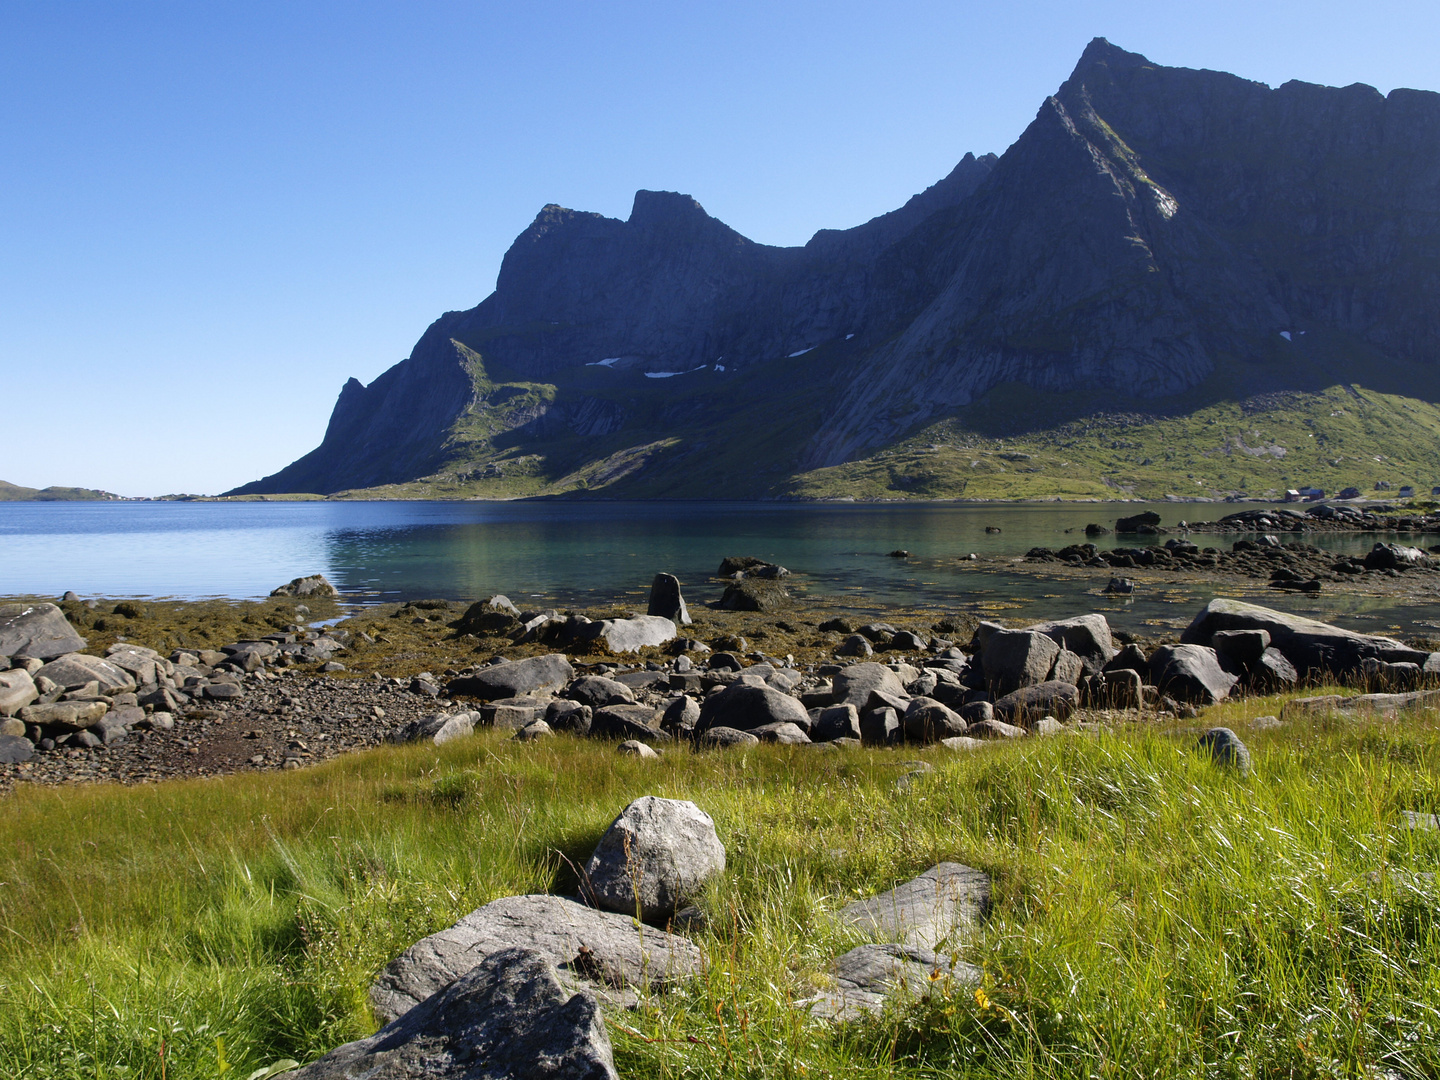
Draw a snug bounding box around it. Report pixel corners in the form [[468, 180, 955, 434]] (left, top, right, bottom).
[[269, 574, 337, 598]]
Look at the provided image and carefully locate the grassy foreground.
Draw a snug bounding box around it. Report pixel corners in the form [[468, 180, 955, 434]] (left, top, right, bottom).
[[2, 699, 1439, 1079]]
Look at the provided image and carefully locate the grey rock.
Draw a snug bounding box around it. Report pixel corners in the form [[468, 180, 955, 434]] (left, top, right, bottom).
[[967, 718, 1026, 739], [616, 739, 658, 758], [0, 603, 86, 661], [202, 682, 245, 701], [1182, 598, 1429, 678], [392, 711, 481, 745], [1026, 614, 1117, 675], [35, 653, 135, 695], [18, 699, 108, 731], [483, 700, 540, 730], [0, 735, 34, 763], [584, 796, 726, 922], [837, 862, 990, 950], [572, 616, 677, 654], [1211, 629, 1271, 670], [372, 894, 703, 1024], [298, 947, 617, 1080], [958, 699, 993, 725], [455, 597, 521, 636], [809, 943, 981, 1022], [0, 669, 39, 717], [1032, 716, 1065, 736], [269, 574, 337, 597], [858, 706, 901, 746], [811, 704, 862, 742], [834, 634, 873, 658], [749, 721, 811, 744], [889, 630, 928, 651], [514, 720, 554, 741], [448, 655, 575, 700], [546, 700, 593, 735], [982, 630, 1061, 694], [718, 581, 789, 612], [647, 573, 691, 625], [1149, 644, 1238, 705], [1365, 542, 1427, 570], [696, 683, 809, 733], [1085, 668, 1143, 708], [939, 736, 984, 751], [831, 663, 907, 710], [1251, 647, 1299, 690], [993, 680, 1079, 724], [901, 699, 967, 743], [695, 726, 760, 748], [589, 704, 662, 741], [1197, 727, 1252, 776], [564, 676, 635, 710], [1047, 649, 1086, 685], [660, 695, 700, 733]]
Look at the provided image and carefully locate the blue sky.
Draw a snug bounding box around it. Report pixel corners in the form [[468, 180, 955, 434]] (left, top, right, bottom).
[[4, 1, 1438, 496]]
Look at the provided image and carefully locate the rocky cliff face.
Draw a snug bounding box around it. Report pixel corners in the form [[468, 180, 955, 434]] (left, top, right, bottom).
[[231, 40, 1440, 498]]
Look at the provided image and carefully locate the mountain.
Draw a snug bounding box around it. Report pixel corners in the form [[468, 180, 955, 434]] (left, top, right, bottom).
[[230, 40, 1440, 501]]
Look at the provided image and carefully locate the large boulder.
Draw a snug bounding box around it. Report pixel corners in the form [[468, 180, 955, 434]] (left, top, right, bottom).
[[646, 574, 691, 625], [1149, 644, 1238, 705], [0, 603, 86, 660], [993, 681, 1080, 724], [1197, 727, 1253, 776], [571, 616, 676, 654], [563, 676, 635, 710], [1025, 614, 1117, 676], [1365, 542, 1428, 570], [584, 797, 726, 923], [588, 704, 662, 742], [0, 669, 39, 717], [982, 630, 1061, 694], [1182, 598, 1429, 677], [269, 574, 337, 597], [370, 894, 703, 1024], [455, 596, 521, 635], [1115, 511, 1161, 533], [718, 581, 789, 612], [811, 704, 862, 742], [696, 683, 810, 733], [35, 653, 136, 695], [901, 699, 967, 743], [447, 655, 574, 700], [19, 700, 107, 731], [831, 663, 908, 710], [298, 947, 617, 1080]]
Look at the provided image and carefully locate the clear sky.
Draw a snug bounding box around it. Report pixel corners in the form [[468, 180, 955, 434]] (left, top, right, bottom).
[[4, 0, 1438, 496]]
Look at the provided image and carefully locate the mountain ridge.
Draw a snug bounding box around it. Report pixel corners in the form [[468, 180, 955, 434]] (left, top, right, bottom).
[[230, 39, 1440, 501]]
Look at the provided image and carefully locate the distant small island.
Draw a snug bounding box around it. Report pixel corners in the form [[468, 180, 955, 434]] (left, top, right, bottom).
[[0, 480, 121, 502]]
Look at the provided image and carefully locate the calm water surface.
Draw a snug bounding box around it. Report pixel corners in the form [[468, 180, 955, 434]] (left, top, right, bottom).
[[3, 500, 1437, 638]]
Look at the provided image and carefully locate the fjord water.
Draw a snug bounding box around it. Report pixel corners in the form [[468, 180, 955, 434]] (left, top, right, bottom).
[[2, 500, 1435, 638]]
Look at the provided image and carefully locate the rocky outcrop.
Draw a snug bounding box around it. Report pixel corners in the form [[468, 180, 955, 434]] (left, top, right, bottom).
[[298, 947, 618, 1080], [370, 894, 703, 1024]]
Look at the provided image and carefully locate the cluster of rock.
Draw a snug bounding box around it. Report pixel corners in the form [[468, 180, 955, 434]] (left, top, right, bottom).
[[298, 793, 994, 1077], [0, 601, 352, 766], [389, 595, 1440, 763], [1196, 504, 1440, 535], [1027, 533, 1438, 591]]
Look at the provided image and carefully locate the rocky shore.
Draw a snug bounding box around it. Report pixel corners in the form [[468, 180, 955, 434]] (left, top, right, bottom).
[[6, 556, 1440, 792]]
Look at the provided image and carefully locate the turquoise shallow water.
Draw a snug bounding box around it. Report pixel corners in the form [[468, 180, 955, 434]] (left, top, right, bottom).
[[2, 500, 1437, 639]]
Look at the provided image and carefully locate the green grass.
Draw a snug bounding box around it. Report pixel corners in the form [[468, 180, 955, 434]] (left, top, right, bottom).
[[786, 383, 1440, 502], [3, 698, 1440, 1078]]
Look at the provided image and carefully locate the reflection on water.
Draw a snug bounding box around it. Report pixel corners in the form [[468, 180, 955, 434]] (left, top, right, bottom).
[[3, 500, 1438, 639]]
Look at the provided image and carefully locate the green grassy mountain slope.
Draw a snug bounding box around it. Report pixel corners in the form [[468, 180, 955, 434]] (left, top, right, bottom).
[[0, 480, 118, 501]]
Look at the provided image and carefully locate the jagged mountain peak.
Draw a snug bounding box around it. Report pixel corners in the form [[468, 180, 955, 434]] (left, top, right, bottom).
[[229, 42, 1440, 500]]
